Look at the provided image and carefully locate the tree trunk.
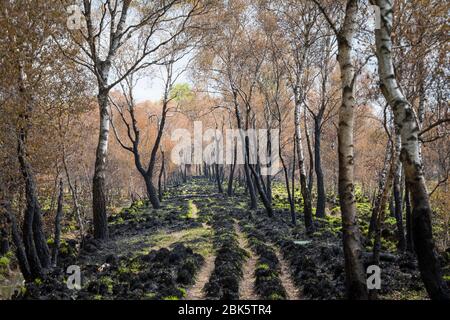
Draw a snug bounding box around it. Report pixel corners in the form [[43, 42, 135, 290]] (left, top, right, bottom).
[[304, 110, 315, 196], [404, 183, 414, 252], [227, 143, 237, 196], [144, 174, 160, 209], [158, 150, 165, 202], [0, 233, 8, 256], [244, 157, 257, 209], [233, 92, 257, 209], [336, 0, 368, 300], [280, 149, 295, 224], [314, 120, 326, 218], [369, 142, 392, 237], [294, 90, 314, 233], [393, 139, 406, 252], [265, 129, 272, 204], [92, 91, 110, 240], [215, 163, 223, 193], [248, 164, 273, 217], [16, 65, 50, 275], [17, 134, 50, 278], [373, 0, 449, 300], [0, 219, 9, 255], [62, 144, 84, 242], [3, 202, 32, 282], [52, 180, 63, 267], [373, 135, 398, 270]]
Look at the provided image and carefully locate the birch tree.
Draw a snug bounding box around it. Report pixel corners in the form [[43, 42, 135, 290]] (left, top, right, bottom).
[[110, 52, 189, 209], [275, 0, 319, 232], [314, 0, 368, 299], [62, 0, 204, 239], [371, 0, 449, 300]]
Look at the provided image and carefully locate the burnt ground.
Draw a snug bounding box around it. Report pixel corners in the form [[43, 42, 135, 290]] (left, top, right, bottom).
[[7, 177, 449, 300]]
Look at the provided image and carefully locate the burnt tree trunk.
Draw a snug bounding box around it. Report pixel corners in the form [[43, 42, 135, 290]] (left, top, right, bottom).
[[304, 110, 315, 193], [294, 88, 314, 233], [373, 133, 398, 269], [404, 183, 414, 252], [2, 201, 32, 282], [92, 90, 110, 240], [232, 91, 257, 209], [227, 143, 237, 196], [314, 118, 326, 218], [158, 150, 165, 202], [17, 134, 50, 277], [0, 226, 8, 256], [248, 163, 273, 217], [369, 142, 392, 237], [280, 147, 296, 224], [51, 180, 63, 267], [393, 150, 406, 252], [62, 143, 84, 242]]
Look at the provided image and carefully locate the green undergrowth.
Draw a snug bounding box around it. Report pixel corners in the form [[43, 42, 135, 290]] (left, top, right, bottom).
[[181, 200, 199, 219], [144, 227, 214, 257]]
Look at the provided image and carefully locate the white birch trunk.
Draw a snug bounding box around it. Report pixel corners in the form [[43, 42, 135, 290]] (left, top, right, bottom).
[[373, 0, 449, 300], [336, 0, 368, 300]]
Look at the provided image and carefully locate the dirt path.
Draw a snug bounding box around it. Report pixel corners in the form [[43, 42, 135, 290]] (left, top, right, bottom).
[[185, 255, 216, 300], [187, 200, 199, 219], [275, 250, 301, 300], [184, 199, 215, 300], [234, 222, 259, 300]]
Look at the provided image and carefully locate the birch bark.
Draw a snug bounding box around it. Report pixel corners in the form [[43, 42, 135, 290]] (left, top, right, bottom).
[[372, 0, 449, 300]]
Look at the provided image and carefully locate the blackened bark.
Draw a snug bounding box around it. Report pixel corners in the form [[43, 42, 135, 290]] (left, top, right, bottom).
[[92, 91, 110, 240], [158, 150, 165, 202], [314, 121, 326, 218], [62, 145, 84, 241], [265, 130, 272, 205], [404, 183, 414, 252], [372, 138, 398, 268], [52, 180, 63, 267], [244, 159, 257, 209], [388, 195, 395, 218], [280, 151, 295, 224], [4, 203, 32, 281], [393, 159, 406, 252], [369, 142, 391, 237], [15, 62, 50, 275], [304, 111, 315, 193], [182, 166, 187, 183], [32, 198, 50, 269], [145, 175, 160, 210], [227, 143, 237, 196], [0, 227, 8, 256], [17, 135, 50, 277], [215, 163, 223, 193], [294, 89, 314, 233], [248, 164, 273, 217], [233, 91, 257, 209]]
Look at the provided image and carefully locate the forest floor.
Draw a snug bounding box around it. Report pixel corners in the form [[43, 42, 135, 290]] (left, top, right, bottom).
[[4, 177, 448, 300]]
